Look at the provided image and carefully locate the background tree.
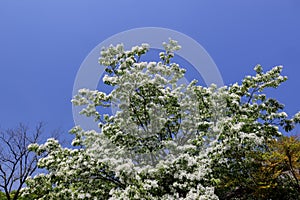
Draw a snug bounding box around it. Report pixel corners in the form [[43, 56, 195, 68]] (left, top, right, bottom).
[[214, 134, 300, 200], [0, 122, 60, 200], [0, 191, 5, 200], [252, 135, 300, 199]]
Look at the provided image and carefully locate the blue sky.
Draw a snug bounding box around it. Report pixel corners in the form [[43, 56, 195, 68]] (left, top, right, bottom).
[[1, 0, 300, 137]]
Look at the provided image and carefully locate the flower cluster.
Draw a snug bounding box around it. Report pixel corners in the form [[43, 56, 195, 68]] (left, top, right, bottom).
[[22, 39, 300, 199]]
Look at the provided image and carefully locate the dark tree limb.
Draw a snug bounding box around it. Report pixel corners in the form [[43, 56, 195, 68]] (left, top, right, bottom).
[[0, 122, 59, 200]]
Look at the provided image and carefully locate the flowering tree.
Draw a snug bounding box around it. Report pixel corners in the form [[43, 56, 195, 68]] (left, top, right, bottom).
[[23, 40, 300, 199]]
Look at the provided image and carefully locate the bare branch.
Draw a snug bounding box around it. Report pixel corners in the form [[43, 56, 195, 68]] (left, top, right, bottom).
[[0, 122, 54, 200]]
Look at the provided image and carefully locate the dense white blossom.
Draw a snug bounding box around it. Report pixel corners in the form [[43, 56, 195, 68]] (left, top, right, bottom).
[[22, 39, 299, 200]]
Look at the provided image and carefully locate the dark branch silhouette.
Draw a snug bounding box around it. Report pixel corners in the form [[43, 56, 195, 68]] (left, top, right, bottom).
[[0, 122, 57, 200]]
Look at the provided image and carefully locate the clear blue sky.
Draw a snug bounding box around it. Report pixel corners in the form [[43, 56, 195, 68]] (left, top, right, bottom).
[[1, 0, 300, 136]]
